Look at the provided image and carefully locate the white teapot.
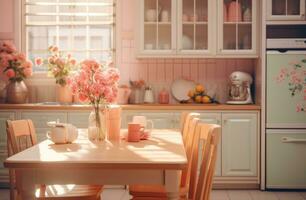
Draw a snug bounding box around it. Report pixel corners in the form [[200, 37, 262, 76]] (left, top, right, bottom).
[[47, 122, 78, 144]]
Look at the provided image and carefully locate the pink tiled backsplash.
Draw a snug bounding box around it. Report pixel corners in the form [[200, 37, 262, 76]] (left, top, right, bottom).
[[118, 39, 255, 104]]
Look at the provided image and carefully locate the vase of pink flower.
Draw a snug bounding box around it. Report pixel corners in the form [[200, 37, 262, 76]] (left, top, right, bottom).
[[68, 59, 120, 141], [35, 46, 77, 103], [0, 41, 33, 103]]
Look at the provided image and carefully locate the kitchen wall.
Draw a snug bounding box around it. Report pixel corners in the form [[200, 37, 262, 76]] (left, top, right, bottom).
[[0, 0, 257, 104]]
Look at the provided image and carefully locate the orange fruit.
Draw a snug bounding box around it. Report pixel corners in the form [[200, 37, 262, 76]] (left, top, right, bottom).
[[202, 96, 211, 103], [195, 84, 205, 93], [188, 90, 195, 98], [195, 95, 202, 103]]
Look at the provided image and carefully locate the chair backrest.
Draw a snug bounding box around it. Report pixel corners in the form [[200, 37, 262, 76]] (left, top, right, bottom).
[[188, 123, 221, 200], [6, 119, 37, 155], [180, 117, 200, 189], [181, 112, 200, 145]]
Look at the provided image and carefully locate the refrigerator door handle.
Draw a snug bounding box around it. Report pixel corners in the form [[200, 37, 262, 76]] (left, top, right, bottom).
[[281, 137, 306, 143]]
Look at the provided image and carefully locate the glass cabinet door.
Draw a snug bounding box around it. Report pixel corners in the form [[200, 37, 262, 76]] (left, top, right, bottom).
[[268, 0, 306, 20], [219, 0, 256, 54], [141, 0, 174, 53], [178, 0, 211, 54]]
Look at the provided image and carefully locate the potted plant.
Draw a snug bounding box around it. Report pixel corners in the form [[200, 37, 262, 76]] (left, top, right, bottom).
[[68, 59, 120, 141], [35, 46, 77, 103], [0, 41, 33, 103]]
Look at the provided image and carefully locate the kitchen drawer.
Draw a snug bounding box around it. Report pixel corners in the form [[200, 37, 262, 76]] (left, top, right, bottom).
[[21, 112, 66, 128], [267, 129, 306, 189], [68, 112, 90, 128]]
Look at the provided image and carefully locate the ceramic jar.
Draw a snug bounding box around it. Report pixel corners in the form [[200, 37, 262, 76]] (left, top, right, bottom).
[[158, 88, 169, 104], [129, 88, 143, 104], [116, 87, 131, 104], [56, 84, 73, 103], [228, 0, 242, 22], [6, 81, 28, 104]]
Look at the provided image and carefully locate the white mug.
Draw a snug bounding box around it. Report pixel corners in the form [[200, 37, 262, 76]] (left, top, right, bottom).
[[132, 116, 154, 132]]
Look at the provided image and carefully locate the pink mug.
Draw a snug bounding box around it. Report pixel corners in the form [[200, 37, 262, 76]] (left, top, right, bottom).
[[127, 123, 144, 142]]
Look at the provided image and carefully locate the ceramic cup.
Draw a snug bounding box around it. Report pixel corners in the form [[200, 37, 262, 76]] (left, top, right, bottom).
[[127, 123, 144, 142], [146, 9, 157, 22], [161, 10, 170, 22], [132, 116, 154, 132]]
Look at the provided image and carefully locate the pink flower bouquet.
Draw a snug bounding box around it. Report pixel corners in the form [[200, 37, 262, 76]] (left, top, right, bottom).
[[68, 59, 120, 141], [0, 41, 33, 82], [68, 59, 120, 105], [35, 46, 77, 86]]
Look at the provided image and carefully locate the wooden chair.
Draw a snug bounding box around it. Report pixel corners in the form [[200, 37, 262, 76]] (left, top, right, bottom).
[[129, 117, 200, 200], [181, 112, 200, 146], [6, 119, 103, 200], [188, 123, 221, 200]]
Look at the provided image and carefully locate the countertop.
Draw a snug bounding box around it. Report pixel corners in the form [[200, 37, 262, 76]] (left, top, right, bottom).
[[0, 103, 261, 111]]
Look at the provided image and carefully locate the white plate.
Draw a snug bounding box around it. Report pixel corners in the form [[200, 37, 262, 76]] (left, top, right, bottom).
[[171, 79, 196, 102]]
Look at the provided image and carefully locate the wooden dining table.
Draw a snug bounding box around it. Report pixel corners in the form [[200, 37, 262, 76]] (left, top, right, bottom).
[[4, 129, 187, 200]]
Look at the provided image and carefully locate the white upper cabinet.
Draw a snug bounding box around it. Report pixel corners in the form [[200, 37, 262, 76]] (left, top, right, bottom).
[[267, 0, 306, 21], [217, 0, 257, 56], [139, 0, 177, 56], [137, 0, 258, 58], [177, 0, 214, 56]]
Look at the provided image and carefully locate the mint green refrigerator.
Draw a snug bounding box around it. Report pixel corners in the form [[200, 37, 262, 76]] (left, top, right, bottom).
[[266, 50, 306, 189]]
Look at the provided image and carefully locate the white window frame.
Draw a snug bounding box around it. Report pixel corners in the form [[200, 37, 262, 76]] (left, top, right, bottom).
[[13, 0, 120, 81]]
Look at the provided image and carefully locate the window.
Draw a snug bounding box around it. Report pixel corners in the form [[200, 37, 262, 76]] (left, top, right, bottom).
[[22, 0, 115, 72]]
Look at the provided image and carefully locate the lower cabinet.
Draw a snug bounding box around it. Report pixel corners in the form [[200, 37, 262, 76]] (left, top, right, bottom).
[[221, 113, 258, 177], [0, 109, 259, 188], [0, 112, 15, 185]]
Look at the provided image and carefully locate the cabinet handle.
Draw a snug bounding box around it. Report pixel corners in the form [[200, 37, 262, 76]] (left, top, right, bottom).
[[223, 119, 227, 124], [217, 120, 221, 124], [281, 137, 306, 143]]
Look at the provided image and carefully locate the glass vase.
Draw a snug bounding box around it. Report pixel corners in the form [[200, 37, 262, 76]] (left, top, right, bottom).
[[88, 106, 106, 141]]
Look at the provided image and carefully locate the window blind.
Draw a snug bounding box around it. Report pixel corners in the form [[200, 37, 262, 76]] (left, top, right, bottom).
[[24, 0, 115, 71]]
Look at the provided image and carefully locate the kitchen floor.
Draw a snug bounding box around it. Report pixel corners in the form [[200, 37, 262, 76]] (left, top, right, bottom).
[[1, 189, 306, 200]]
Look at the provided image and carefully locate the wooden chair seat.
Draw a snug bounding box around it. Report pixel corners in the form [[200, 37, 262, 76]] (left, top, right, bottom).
[[36, 185, 103, 200]]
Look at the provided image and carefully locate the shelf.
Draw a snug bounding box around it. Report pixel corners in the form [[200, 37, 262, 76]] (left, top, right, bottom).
[[144, 22, 171, 25], [223, 21, 252, 25], [182, 22, 208, 25]]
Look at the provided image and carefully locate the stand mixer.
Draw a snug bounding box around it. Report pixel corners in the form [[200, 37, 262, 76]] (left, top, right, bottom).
[[226, 71, 253, 105]]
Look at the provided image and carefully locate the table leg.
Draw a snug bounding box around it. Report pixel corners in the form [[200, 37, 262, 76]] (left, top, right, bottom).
[[165, 170, 181, 200], [18, 170, 36, 200]]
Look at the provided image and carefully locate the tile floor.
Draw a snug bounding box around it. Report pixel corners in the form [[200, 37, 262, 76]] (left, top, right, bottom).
[[1, 188, 306, 200]]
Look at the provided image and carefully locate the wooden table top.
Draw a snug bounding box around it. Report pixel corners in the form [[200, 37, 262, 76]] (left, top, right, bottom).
[[4, 129, 187, 170]]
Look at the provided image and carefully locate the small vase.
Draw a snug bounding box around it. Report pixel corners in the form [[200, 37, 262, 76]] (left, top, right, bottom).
[[6, 81, 28, 104], [129, 88, 143, 104], [88, 106, 106, 141], [56, 84, 73, 103]]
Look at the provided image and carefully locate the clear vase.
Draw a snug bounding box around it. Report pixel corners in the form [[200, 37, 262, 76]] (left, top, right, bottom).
[[88, 106, 106, 141]]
